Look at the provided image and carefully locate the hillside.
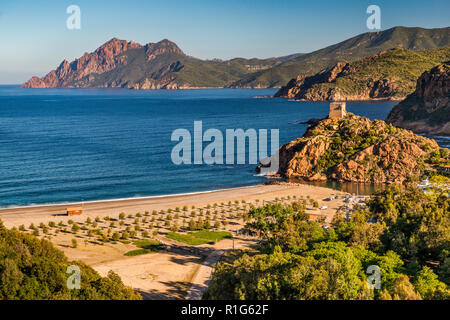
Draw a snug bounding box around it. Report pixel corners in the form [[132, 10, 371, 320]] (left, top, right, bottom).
[[0, 221, 140, 300], [274, 47, 450, 101], [386, 63, 450, 136], [256, 114, 449, 184], [22, 27, 450, 90], [21, 38, 284, 89], [230, 26, 450, 88], [205, 186, 450, 300]]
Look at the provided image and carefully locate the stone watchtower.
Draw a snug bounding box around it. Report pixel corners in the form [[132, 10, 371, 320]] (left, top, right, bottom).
[[329, 102, 347, 119]]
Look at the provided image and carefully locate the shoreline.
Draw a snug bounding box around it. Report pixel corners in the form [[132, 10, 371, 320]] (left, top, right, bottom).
[[0, 184, 265, 211], [0, 183, 349, 228], [14, 86, 278, 91]]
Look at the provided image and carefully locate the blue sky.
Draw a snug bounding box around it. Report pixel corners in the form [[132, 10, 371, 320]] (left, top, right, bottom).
[[0, 0, 449, 83]]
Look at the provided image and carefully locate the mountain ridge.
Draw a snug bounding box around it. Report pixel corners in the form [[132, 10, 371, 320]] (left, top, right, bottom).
[[229, 26, 450, 88], [273, 47, 450, 101], [21, 26, 450, 90], [22, 38, 285, 90]]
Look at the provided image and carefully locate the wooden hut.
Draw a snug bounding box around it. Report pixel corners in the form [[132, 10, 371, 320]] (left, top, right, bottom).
[[66, 207, 83, 216]]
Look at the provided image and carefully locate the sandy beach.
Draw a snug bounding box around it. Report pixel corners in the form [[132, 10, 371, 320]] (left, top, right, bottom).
[[0, 183, 347, 228]]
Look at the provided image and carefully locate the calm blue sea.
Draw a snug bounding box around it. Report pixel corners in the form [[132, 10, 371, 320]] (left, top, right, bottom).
[[0, 85, 419, 207]]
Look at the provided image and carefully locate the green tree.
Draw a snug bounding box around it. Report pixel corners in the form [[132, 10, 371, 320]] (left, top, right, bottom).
[[414, 267, 449, 299], [112, 232, 121, 241]]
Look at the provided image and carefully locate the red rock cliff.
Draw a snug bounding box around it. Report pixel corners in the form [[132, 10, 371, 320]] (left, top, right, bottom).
[[21, 38, 143, 88]]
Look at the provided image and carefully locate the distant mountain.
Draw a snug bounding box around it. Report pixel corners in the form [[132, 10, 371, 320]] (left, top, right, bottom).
[[21, 38, 286, 89], [386, 63, 450, 136], [230, 26, 450, 88], [274, 47, 450, 101], [22, 26, 450, 90]]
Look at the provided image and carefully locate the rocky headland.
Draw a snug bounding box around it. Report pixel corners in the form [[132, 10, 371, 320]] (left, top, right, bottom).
[[257, 114, 449, 184]]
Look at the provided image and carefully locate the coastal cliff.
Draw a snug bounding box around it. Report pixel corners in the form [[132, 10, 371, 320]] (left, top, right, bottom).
[[22, 38, 143, 88], [386, 63, 450, 136], [274, 47, 450, 101], [257, 114, 448, 184]]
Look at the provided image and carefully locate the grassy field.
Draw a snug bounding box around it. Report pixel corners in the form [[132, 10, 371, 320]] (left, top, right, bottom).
[[166, 231, 233, 245], [124, 248, 153, 256], [124, 239, 162, 256], [190, 231, 232, 241]]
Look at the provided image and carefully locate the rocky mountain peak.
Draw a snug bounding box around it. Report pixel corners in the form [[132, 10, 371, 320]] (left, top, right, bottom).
[[415, 63, 450, 99], [144, 39, 185, 62], [21, 38, 147, 89]]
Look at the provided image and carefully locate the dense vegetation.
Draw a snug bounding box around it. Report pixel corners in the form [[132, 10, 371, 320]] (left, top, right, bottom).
[[0, 221, 141, 300], [313, 118, 398, 174], [204, 186, 449, 300]]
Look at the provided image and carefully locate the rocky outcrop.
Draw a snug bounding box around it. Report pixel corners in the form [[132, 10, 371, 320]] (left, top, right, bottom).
[[145, 39, 184, 62], [131, 77, 188, 90], [274, 47, 450, 101], [386, 63, 450, 136], [22, 38, 142, 88], [274, 62, 354, 100], [257, 114, 448, 184]]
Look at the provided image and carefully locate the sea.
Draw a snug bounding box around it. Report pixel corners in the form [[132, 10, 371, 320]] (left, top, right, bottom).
[[0, 85, 447, 207]]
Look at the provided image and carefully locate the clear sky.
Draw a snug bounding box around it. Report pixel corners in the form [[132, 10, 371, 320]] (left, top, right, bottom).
[[0, 0, 449, 83]]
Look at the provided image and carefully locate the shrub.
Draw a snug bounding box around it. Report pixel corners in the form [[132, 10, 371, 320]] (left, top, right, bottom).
[[0, 222, 141, 300]]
